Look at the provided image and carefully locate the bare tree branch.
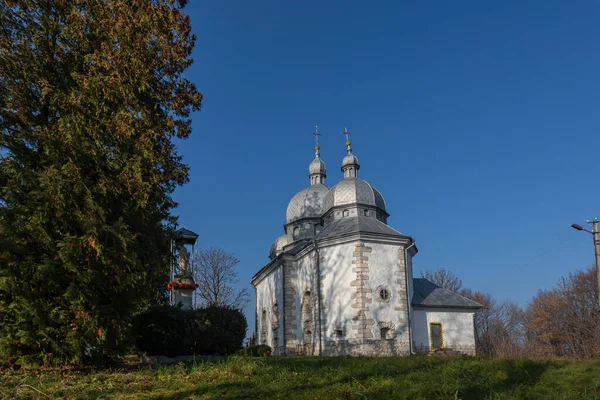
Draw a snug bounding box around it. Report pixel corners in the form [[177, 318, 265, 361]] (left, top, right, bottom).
[[193, 247, 249, 310], [421, 267, 464, 294]]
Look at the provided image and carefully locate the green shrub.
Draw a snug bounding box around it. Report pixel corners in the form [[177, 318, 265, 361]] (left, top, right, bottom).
[[236, 344, 272, 357], [135, 305, 247, 357]]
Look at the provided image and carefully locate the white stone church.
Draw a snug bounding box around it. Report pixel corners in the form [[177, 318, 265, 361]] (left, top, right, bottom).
[[251, 132, 481, 356]]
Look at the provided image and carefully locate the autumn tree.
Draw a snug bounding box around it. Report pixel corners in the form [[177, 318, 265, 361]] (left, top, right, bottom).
[[193, 247, 249, 310], [0, 0, 201, 365], [525, 266, 600, 359], [460, 288, 525, 357]]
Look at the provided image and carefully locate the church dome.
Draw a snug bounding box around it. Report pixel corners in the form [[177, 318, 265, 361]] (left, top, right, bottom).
[[286, 183, 329, 223], [269, 234, 290, 259], [322, 178, 386, 212], [341, 154, 359, 170], [309, 157, 326, 175]]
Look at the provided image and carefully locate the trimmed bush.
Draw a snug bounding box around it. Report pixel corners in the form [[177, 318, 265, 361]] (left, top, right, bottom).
[[135, 305, 247, 357]]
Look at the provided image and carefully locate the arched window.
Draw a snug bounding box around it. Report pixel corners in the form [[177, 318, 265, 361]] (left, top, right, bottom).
[[272, 301, 279, 348], [380, 327, 390, 340], [272, 301, 279, 330], [293, 226, 300, 239], [342, 209, 349, 217], [301, 291, 313, 344], [364, 209, 369, 216], [260, 310, 268, 345]]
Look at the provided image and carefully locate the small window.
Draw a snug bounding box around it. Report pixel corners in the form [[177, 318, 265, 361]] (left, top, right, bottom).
[[293, 226, 299, 238], [343, 209, 349, 217], [335, 329, 344, 337], [314, 224, 322, 236], [377, 286, 391, 302], [364, 209, 369, 216], [380, 327, 390, 340]]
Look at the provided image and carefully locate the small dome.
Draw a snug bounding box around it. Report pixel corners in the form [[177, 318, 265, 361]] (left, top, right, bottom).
[[269, 234, 290, 259], [341, 154, 359, 170], [286, 183, 329, 223], [322, 178, 386, 212], [309, 157, 326, 175]]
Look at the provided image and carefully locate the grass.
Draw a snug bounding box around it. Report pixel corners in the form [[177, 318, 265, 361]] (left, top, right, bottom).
[[1, 356, 600, 399]]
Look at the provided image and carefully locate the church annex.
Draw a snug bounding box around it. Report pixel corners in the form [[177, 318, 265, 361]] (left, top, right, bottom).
[[251, 129, 481, 356]]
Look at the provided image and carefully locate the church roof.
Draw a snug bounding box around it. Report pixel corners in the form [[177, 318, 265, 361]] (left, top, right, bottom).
[[412, 278, 482, 309], [316, 215, 405, 240], [286, 183, 329, 223], [322, 177, 386, 213]]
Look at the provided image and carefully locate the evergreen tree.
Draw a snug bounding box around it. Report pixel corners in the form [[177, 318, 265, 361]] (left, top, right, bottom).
[[0, 0, 202, 365]]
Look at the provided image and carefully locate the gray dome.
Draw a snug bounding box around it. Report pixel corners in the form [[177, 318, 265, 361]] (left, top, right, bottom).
[[286, 183, 329, 223], [309, 157, 326, 175], [341, 154, 359, 170], [322, 178, 386, 212], [269, 234, 290, 259]]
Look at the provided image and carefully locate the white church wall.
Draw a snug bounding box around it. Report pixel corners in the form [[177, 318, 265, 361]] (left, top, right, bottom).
[[367, 242, 409, 342], [316, 240, 411, 356], [285, 252, 317, 354], [255, 264, 284, 353], [412, 308, 476, 355], [319, 241, 357, 342]]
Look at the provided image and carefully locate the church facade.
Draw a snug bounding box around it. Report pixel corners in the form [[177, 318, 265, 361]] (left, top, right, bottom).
[[251, 133, 481, 356]]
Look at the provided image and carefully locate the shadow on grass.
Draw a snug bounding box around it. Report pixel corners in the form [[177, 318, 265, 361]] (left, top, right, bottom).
[[461, 358, 550, 399]]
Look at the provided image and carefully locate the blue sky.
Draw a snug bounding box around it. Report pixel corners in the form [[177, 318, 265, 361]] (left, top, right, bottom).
[[174, 0, 600, 332]]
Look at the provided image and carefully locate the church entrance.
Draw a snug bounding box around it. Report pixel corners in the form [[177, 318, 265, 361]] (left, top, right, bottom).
[[430, 322, 443, 349]]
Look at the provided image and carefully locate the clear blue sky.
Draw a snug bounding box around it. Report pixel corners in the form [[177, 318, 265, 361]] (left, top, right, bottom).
[[174, 0, 600, 332]]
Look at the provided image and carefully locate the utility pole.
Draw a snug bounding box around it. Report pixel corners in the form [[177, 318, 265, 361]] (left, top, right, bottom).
[[571, 218, 600, 306], [593, 218, 600, 306]]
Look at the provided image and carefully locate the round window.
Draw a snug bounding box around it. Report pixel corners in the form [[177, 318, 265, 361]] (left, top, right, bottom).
[[377, 286, 391, 302]]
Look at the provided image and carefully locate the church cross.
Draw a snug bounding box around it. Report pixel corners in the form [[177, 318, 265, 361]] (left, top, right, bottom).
[[342, 127, 352, 154], [313, 125, 321, 147], [341, 127, 351, 143]]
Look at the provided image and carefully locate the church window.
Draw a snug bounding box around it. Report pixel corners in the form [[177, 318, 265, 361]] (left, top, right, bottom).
[[378, 321, 395, 339], [293, 227, 299, 239], [260, 310, 268, 345], [272, 301, 279, 330], [314, 224, 322, 236], [301, 291, 313, 345], [364, 209, 369, 216], [380, 327, 390, 340], [342, 209, 349, 217], [377, 286, 391, 302]]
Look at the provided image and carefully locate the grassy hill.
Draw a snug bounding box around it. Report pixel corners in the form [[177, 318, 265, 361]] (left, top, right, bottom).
[[2, 356, 600, 399]]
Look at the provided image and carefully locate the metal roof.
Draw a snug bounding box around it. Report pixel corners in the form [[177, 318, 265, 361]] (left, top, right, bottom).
[[316, 215, 405, 240], [322, 177, 386, 212], [412, 278, 482, 309], [286, 184, 329, 223]]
